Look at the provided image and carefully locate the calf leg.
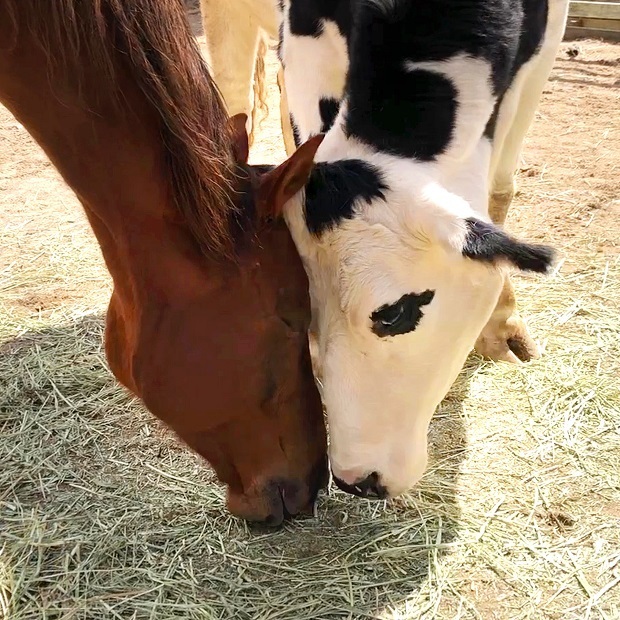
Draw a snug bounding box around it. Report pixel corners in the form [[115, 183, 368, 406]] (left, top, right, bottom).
[[475, 274, 540, 363], [476, 163, 541, 362], [488, 179, 515, 227], [476, 173, 540, 362], [476, 29, 566, 363], [280, 12, 348, 142]]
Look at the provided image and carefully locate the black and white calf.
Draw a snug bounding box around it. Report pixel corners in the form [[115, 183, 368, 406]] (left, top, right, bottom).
[[276, 0, 569, 498]]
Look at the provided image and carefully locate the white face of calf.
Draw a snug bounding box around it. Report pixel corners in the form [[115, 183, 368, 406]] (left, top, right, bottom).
[[284, 152, 553, 499]]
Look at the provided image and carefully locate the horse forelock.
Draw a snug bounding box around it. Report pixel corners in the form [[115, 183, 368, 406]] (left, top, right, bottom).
[[4, 0, 238, 259]]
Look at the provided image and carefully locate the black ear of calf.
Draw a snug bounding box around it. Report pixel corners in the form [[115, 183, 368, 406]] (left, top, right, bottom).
[[462, 218, 555, 274]]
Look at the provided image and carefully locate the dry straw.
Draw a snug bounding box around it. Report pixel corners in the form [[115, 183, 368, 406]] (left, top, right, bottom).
[[1, 248, 619, 619]]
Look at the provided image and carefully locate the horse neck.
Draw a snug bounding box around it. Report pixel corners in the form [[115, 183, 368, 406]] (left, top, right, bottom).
[[0, 20, 223, 303]]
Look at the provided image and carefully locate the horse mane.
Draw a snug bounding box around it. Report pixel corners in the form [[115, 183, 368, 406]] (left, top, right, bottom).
[[5, 0, 238, 258]]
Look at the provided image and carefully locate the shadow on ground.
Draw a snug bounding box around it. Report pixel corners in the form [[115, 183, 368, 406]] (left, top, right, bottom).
[[0, 314, 479, 618]]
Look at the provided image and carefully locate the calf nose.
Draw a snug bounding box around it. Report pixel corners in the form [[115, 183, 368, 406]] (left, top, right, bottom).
[[332, 471, 388, 500]]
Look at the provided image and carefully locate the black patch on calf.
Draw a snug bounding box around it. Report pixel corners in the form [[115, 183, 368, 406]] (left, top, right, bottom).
[[346, 68, 457, 160], [486, 0, 548, 139], [371, 290, 435, 338], [484, 97, 502, 139], [514, 1, 549, 89], [289, 1, 323, 36], [289, 114, 301, 148], [319, 98, 340, 133], [288, 0, 352, 38], [304, 160, 387, 236], [462, 218, 554, 273], [342, 0, 549, 157]]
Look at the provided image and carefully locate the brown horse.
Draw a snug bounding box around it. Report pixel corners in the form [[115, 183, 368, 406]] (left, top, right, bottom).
[[0, 0, 328, 525]]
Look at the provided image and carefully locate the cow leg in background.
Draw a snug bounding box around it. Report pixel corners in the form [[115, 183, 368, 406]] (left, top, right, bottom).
[[278, 67, 297, 156], [200, 0, 275, 144], [475, 9, 568, 363]]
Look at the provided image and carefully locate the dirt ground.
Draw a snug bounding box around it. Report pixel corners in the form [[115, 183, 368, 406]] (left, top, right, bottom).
[[2, 39, 619, 303], [1, 11, 619, 620]]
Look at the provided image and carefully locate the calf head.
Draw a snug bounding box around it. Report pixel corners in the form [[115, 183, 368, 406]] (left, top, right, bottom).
[[272, 145, 554, 499]]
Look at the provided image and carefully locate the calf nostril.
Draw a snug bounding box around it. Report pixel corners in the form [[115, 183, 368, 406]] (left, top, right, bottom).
[[332, 471, 388, 500], [357, 471, 388, 499]]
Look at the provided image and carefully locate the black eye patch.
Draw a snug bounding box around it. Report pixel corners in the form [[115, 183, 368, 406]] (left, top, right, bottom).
[[370, 290, 435, 338]]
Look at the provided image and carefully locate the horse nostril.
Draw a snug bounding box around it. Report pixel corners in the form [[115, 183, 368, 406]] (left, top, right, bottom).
[[260, 482, 286, 527], [260, 472, 325, 526], [333, 471, 388, 500], [264, 510, 285, 527]]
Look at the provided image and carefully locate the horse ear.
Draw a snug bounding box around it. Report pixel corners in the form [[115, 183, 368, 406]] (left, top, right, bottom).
[[228, 113, 250, 164], [257, 134, 324, 220]]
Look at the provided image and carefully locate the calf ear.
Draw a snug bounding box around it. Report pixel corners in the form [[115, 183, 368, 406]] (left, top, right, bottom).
[[228, 113, 250, 164], [257, 134, 325, 220], [462, 218, 555, 273]]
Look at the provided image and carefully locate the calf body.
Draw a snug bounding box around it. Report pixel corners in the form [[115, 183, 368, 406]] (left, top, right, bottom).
[[279, 0, 567, 496], [281, 0, 568, 221]]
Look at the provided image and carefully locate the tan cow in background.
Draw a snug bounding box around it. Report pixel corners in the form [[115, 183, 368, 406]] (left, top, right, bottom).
[[199, 0, 296, 153]]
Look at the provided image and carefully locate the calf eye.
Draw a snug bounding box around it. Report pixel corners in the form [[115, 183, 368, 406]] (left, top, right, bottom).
[[377, 304, 404, 327], [371, 290, 435, 338]]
